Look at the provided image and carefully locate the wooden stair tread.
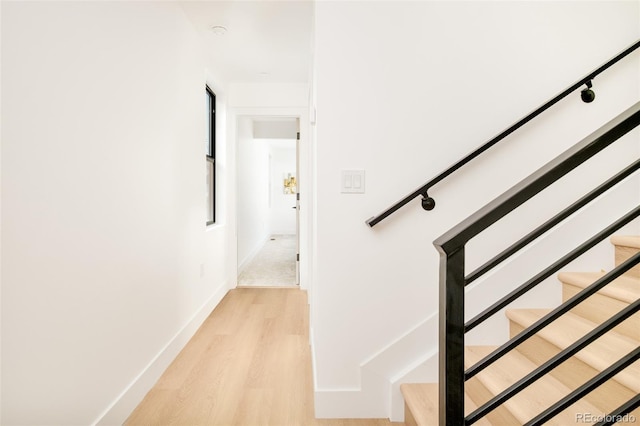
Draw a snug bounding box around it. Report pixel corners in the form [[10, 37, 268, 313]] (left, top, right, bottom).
[[401, 237, 640, 425], [506, 309, 640, 393], [465, 346, 603, 425], [611, 235, 640, 249], [400, 383, 492, 426], [401, 383, 438, 425], [558, 271, 639, 303]]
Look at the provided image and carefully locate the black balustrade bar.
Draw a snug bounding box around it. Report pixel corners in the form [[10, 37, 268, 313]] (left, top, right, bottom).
[[465, 159, 640, 285], [465, 250, 640, 380], [366, 40, 640, 228], [466, 300, 640, 425], [434, 102, 640, 254], [464, 205, 640, 333], [594, 394, 640, 426], [526, 347, 640, 426]]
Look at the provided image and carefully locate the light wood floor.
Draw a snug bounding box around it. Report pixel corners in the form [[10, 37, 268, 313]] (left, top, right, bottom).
[[126, 288, 402, 426]]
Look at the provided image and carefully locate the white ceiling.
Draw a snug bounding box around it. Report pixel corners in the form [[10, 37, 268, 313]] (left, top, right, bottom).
[[179, 1, 314, 84]]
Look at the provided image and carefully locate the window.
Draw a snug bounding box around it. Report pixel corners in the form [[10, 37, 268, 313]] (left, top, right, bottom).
[[206, 86, 216, 225]]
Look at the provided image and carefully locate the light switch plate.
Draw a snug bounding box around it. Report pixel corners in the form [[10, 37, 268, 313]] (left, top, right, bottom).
[[341, 170, 365, 193]]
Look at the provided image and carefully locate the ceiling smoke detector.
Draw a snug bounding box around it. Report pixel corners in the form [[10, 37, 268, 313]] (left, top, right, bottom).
[[210, 25, 227, 36]]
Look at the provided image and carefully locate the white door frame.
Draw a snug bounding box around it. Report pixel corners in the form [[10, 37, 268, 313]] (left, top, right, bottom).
[[230, 106, 311, 290]]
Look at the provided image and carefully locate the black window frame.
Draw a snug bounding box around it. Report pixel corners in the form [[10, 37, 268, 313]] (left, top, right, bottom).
[[206, 86, 216, 225]]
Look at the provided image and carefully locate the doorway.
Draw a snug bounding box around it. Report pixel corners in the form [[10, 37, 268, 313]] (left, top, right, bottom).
[[236, 116, 300, 287]]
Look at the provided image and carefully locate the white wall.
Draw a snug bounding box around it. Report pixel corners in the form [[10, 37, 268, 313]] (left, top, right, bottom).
[[269, 142, 297, 235], [312, 0, 640, 418], [0, 1, 3, 422], [1, 2, 235, 424], [230, 82, 308, 108], [237, 118, 271, 269]]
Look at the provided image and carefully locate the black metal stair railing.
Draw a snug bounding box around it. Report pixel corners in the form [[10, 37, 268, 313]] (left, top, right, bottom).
[[366, 39, 640, 228], [526, 346, 640, 426], [464, 205, 640, 334], [465, 159, 640, 286], [465, 244, 640, 381], [466, 290, 640, 424], [433, 100, 640, 426], [366, 39, 640, 425]]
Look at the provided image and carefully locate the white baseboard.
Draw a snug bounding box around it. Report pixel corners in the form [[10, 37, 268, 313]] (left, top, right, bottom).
[[311, 326, 385, 418], [92, 282, 230, 425], [310, 312, 439, 420], [314, 372, 388, 419], [362, 312, 438, 378]]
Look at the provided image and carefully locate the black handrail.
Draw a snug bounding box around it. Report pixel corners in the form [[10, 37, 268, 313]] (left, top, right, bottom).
[[366, 39, 640, 228], [433, 102, 640, 426], [435, 102, 640, 253]]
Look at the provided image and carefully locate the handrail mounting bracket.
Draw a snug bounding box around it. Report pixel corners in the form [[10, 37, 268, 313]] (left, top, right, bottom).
[[422, 193, 436, 211]]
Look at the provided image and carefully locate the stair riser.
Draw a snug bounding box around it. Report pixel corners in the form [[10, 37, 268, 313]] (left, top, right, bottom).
[[510, 322, 637, 414], [562, 283, 640, 341], [615, 244, 640, 279]]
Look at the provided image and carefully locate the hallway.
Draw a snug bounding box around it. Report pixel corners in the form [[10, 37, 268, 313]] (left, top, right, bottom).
[[126, 288, 400, 425], [238, 235, 297, 287]]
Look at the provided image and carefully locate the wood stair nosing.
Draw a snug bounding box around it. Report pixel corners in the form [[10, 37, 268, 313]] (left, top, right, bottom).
[[506, 308, 640, 394], [561, 284, 639, 341], [508, 312, 639, 415], [558, 271, 640, 305], [611, 235, 640, 279], [558, 271, 639, 340], [610, 235, 640, 250], [464, 345, 603, 426]]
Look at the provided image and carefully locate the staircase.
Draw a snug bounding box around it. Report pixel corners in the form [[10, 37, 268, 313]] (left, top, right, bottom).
[[401, 236, 640, 425]]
